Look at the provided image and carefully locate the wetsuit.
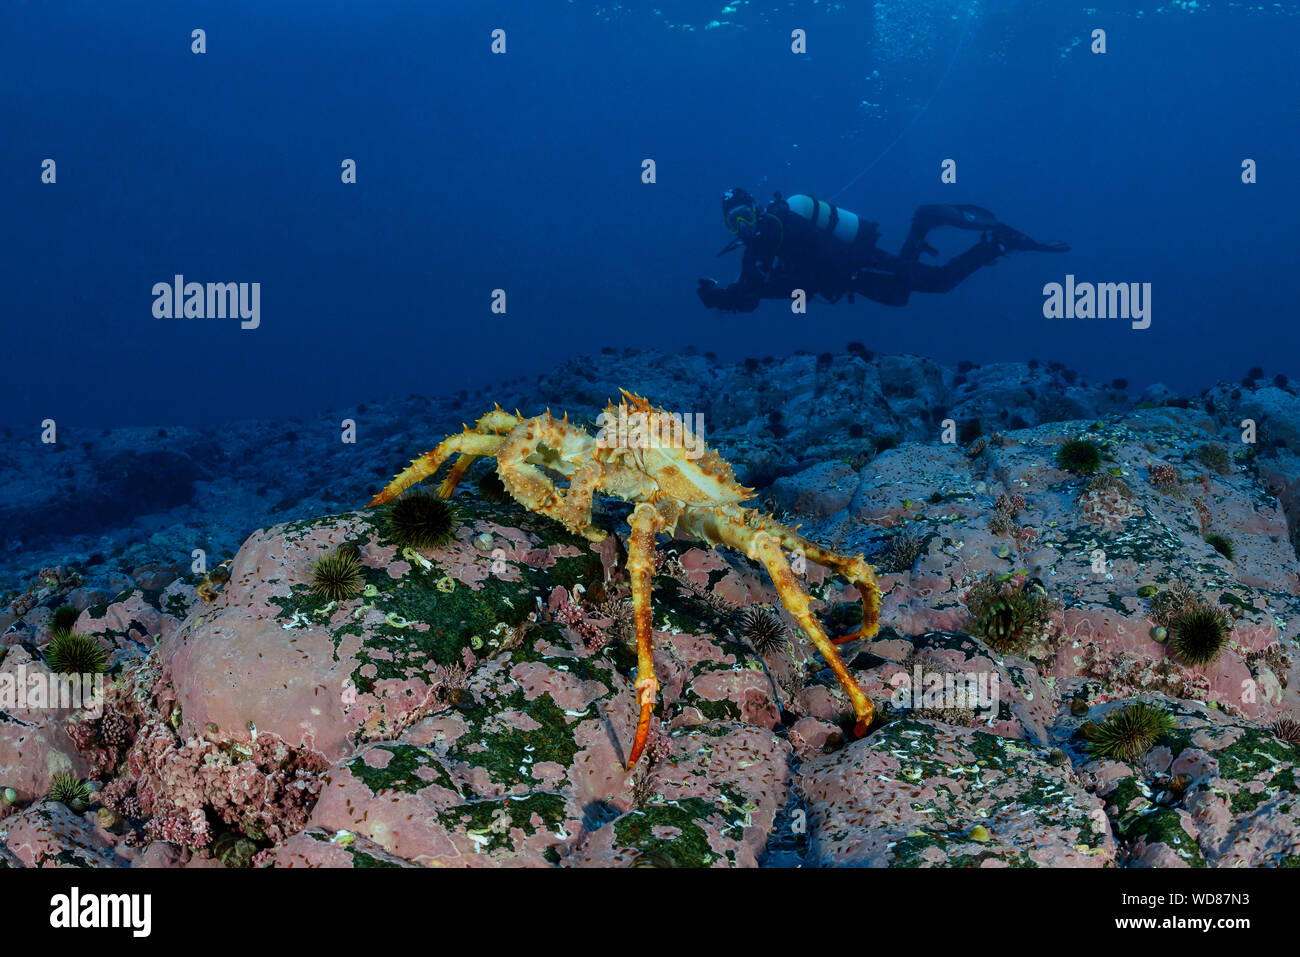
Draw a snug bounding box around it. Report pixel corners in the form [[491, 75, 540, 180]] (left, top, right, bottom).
[[701, 201, 1020, 312]]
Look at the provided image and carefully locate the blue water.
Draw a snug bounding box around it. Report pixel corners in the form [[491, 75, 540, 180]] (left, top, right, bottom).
[[4, 0, 1298, 428]]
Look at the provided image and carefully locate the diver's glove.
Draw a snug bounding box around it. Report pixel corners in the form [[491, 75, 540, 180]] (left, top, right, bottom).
[[697, 277, 724, 309]]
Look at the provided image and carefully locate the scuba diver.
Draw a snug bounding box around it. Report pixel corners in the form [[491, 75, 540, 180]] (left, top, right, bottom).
[[697, 187, 1069, 312]]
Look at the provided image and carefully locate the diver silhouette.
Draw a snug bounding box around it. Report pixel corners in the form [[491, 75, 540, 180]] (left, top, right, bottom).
[[697, 187, 1069, 312]]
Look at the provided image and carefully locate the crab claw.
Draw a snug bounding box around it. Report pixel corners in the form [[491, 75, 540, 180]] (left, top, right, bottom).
[[626, 677, 658, 769]]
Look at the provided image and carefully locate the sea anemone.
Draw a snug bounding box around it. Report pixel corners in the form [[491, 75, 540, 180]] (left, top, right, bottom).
[[1083, 701, 1176, 763], [476, 469, 511, 505], [1057, 438, 1102, 475], [1204, 533, 1235, 561], [309, 547, 365, 602], [963, 574, 1054, 656], [45, 627, 107, 676], [383, 490, 460, 549], [739, 606, 787, 656], [49, 772, 92, 807], [1168, 605, 1231, 666], [1272, 715, 1300, 748]]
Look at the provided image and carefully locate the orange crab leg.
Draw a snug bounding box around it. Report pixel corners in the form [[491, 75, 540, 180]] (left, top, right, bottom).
[[625, 502, 666, 768], [746, 531, 875, 737], [762, 527, 882, 644], [679, 508, 875, 738], [369, 431, 503, 506], [436, 454, 479, 499]]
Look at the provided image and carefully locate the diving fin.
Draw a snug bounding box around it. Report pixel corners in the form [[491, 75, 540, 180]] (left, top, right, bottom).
[[991, 223, 1070, 253]]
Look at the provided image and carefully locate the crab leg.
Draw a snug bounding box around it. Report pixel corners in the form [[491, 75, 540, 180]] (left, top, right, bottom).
[[625, 502, 666, 768], [436, 454, 479, 499], [369, 431, 503, 506], [766, 531, 881, 644], [680, 508, 875, 737], [748, 532, 874, 736], [719, 513, 881, 644]]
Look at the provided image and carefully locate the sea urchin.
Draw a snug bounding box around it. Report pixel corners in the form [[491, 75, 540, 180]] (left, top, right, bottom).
[[49, 772, 92, 807], [45, 627, 107, 676], [1204, 533, 1235, 561], [310, 546, 365, 602], [1272, 715, 1300, 748], [1083, 701, 1176, 763], [1168, 605, 1231, 666], [740, 606, 787, 656], [1056, 438, 1103, 475], [383, 490, 460, 549]]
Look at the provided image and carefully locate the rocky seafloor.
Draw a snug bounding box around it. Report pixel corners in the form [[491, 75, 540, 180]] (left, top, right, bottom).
[[4, 348, 1300, 867]]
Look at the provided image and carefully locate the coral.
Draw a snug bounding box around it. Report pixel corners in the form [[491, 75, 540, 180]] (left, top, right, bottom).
[[1057, 438, 1102, 475], [1204, 532, 1235, 561], [143, 808, 213, 849], [309, 546, 364, 602], [552, 593, 608, 651], [381, 490, 460, 550], [962, 574, 1054, 656], [124, 715, 328, 844], [1168, 605, 1231, 666], [98, 777, 141, 818], [1079, 472, 1138, 530], [1148, 583, 1201, 627], [739, 606, 787, 656], [67, 706, 138, 778], [1192, 497, 1212, 535], [48, 772, 91, 807], [1148, 462, 1182, 495], [1083, 701, 1176, 763], [45, 627, 108, 676]]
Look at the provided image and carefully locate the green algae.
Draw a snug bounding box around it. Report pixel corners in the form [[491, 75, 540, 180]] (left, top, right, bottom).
[[436, 792, 568, 854], [613, 793, 748, 868], [347, 743, 463, 798]]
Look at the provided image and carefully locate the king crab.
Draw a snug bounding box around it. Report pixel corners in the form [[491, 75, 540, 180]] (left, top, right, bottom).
[[369, 391, 882, 767]]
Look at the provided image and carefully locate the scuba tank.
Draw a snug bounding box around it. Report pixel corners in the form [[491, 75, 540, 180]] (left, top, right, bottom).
[[785, 194, 873, 246]]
